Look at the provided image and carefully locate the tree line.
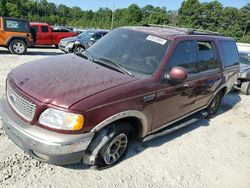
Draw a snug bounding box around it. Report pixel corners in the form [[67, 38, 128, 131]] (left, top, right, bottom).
[[0, 0, 249, 42]]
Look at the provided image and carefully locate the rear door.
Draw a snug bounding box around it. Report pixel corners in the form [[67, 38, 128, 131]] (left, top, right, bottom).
[[152, 40, 199, 130], [218, 40, 240, 91], [192, 40, 222, 107]]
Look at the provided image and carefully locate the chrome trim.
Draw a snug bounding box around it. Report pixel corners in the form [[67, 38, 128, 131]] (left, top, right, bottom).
[[91, 110, 148, 138], [7, 81, 36, 121]]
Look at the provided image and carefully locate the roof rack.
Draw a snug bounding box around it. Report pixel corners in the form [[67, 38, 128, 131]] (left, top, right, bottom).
[[142, 24, 224, 36]]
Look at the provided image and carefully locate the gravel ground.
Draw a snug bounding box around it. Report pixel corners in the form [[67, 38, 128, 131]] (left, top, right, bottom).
[[0, 47, 250, 188]]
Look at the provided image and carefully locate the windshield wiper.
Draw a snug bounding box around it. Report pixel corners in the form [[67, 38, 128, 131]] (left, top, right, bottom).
[[96, 57, 133, 76]]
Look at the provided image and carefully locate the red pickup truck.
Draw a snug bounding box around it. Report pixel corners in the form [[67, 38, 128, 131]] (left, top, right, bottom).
[[30, 23, 78, 47]]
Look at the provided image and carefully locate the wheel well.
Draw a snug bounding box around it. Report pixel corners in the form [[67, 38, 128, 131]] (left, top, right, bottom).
[[8, 37, 27, 46], [75, 44, 85, 49], [221, 87, 227, 96], [111, 117, 143, 138]]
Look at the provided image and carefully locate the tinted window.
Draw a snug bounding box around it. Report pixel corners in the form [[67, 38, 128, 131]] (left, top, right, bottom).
[[41, 26, 49, 33], [4, 19, 30, 32], [219, 41, 239, 67], [169, 41, 196, 73], [196, 41, 218, 72]]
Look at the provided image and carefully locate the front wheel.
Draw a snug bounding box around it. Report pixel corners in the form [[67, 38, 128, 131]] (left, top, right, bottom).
[[101, 132, 129, 165], [207, 91, 223, 118], [74, 46, 85, 53], [8, 39, 27, 55]]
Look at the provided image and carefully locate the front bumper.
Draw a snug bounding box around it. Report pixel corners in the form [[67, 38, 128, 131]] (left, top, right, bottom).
[[0, 97, 94, 165], [59, 44, 73, 53]]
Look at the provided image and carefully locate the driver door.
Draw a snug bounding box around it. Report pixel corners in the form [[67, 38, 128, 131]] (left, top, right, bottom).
[[152, 40, 199, 131]]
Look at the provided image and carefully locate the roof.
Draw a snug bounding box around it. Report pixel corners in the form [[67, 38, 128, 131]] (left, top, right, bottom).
[[121, 25, 232, 41]]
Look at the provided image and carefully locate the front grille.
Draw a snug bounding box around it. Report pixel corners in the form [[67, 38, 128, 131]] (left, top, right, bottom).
[[6, 82, 36, 121]]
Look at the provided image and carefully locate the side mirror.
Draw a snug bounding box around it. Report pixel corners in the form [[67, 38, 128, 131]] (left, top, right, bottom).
[[165, 66, 188, 82]]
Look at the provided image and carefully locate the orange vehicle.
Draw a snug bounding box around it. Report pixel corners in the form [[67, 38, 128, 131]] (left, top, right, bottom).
[[0, 17, 34, 55]]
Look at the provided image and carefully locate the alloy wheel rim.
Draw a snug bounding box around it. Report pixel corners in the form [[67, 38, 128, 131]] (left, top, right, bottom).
[[13, 43, 25, 53], [75, 47, 84, 52], [103, 133, 128, 165]]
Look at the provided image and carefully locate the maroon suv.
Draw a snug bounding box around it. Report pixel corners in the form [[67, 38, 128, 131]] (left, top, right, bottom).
[[0, 26, 239, 167]]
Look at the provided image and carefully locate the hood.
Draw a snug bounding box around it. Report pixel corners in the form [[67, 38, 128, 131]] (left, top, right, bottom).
[[10, 54, 138, 109], [61, 36, 78, 43]]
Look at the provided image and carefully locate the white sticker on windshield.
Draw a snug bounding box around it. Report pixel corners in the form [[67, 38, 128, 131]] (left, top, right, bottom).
[[146, 35, 167, 45]]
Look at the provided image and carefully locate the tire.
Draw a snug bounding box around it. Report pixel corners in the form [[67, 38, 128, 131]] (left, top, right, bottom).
[[74, 46, 85, 53], [8, 39, 27, 55], [240, 81, 250, 95], [207, 91, 223, 118], [88, 123, 133, 168]]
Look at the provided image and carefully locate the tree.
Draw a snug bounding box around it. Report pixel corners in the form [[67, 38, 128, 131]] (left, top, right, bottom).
[[0, 0, 7, 16], [178, 0, 201, 28], [1, 0, 249, 43], [200, 1, 223, 31], [6, 2, 20, 17]]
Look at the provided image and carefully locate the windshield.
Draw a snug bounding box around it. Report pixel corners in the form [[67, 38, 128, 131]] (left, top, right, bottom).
[[78, 30, 94, 40], [87, 28, 170, 77], [239, 53, 250, 65]]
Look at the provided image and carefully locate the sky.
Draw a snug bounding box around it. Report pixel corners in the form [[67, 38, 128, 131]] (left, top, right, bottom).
[[48, 0, 249, 11]]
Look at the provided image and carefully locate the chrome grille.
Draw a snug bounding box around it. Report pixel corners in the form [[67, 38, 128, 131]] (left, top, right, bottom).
[[6, 82, 36, 121]]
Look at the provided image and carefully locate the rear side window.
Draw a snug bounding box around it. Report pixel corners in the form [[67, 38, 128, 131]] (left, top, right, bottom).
[[169, 41, 196, 73], [219, 41, 239, 67], [196, 41, 218, 72], [41, 26, 49, 33], [4, 19, 30, 32]]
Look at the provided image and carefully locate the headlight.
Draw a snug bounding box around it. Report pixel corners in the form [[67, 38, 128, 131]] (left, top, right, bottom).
[[39, 108, 84, 131], [66, 41, 75, 48]]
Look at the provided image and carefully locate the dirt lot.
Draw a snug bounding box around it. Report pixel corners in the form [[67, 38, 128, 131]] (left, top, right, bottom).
[[0, 47, 250, 188]]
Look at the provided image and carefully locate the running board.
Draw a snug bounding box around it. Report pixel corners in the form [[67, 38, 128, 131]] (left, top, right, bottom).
[[143, 110, 208, 142]]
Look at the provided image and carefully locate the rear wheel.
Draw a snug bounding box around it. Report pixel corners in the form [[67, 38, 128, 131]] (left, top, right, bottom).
[[240, 81, 250, 95], [207, 91, 223, 118], [9, 39, 27, 55]]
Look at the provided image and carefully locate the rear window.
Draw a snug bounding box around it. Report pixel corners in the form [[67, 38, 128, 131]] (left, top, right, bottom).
[[219, 41, 239, 67], [4, 19, 30, 32]]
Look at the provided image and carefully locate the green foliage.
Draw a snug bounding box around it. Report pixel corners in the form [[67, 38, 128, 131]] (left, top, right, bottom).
[[0, 0, 249, 43], [178, 0, 201, 28]]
